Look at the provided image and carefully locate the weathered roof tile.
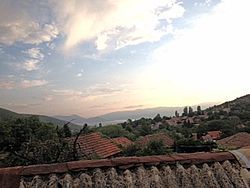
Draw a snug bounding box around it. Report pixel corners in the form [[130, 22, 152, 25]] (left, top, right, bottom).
[[217, 132, 250, 149], [68, 132, 121, 158], [111, 137, 133, 148], [136, 133, 174, 147], [1, 151, 250, 188]]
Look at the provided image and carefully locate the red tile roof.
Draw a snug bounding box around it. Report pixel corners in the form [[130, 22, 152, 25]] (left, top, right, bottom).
[[136, 133, 174, 147], [201, 134, 213, 142], [217, 132, 250, 149], [68, 132, 121, 158], [111, 137, 133, 148], [207, 131, 222, 140]]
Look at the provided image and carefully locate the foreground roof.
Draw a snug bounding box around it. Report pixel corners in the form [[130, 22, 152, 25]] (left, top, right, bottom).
[[1, 151, 250, 188], [67, 132, 121, 158], [217, 132, 250, 149]]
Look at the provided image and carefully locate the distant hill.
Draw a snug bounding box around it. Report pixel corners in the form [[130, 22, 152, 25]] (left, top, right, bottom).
[[0, 107, 81, 131], [1, 102, 217, 127], [55, 103, 216, 126], [97, 107, 183, 121], [205, 94, 250, 125], [207, 94, 250, 113], [96, 103, 217, 122], [55, 114, 88, 125], [55, 107, 187, 125], [0, 107, 20, 120], [55, 114, 107, 126]]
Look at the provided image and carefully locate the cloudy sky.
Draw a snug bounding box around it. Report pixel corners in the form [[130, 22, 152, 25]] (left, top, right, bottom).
[[0, 0, 249, 117]]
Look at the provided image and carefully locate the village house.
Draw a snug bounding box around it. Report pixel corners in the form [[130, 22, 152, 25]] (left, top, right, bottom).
[[150, 122, 162, 130], [165, 114, 209, 126], [207, 131, 222, 140], [200, 131, 222, 142]]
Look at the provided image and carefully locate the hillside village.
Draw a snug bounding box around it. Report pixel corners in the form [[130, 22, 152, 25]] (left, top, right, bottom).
[[1, 95, 250, 187], [1, 0, 250, 186], [1, 95, 250, 162]]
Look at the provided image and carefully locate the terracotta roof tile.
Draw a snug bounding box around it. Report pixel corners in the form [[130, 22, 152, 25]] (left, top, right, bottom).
[[2, 151, 250, 188], [207, 131, 222, 140], [136, 133, 174, 147], [217, 132, 250, 149], [67, 132, 121, 158], [111, 137, 133, 148]]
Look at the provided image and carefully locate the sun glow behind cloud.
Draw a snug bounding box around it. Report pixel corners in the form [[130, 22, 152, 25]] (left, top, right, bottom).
[[137, 0, 250, 106]]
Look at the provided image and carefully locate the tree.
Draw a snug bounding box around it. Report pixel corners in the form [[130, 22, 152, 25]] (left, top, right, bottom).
[[162, 116, 170, 120], [62, 123, 72, 138], [127, 119, 132, 125], [188, 107, 194, 116], [96, 124, 136, 140], [182, 107, 188, 116], [98, 123, 102, 128], [72, 124, 88, 160], [125, 125, 133, 132], [183, 119, 192, 128], [175, 111, 179, 117], [140, 140, 168, 156], [1, 117, 75, 166], [0, 121, 11, 151], [153, 114, 162, 122], [196, 120, 236, 138], [139, 124, 152, 136], [197, 106, 202, 115], [123, 140, 170, 156]]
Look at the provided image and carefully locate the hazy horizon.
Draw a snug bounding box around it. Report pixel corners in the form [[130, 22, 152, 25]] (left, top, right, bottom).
[[1, 101, 220, 118], [1, 0, 250, 117]]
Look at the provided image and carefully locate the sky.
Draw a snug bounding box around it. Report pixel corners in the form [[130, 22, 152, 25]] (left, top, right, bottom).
[[0, 0, 250, 117]]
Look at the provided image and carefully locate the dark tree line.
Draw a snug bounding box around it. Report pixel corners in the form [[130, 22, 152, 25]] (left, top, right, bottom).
[[0, 116, 87, 167]]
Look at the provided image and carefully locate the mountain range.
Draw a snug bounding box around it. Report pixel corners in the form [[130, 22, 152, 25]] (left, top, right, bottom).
[[55, 102, 218, 125], [0, 101, 220, 127], [0, 107, 81, 131]]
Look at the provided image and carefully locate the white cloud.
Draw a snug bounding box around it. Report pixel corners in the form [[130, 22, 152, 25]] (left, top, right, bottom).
[[0, 81, 15, 89], [0, 1, 58, 45], [76, 69, 84, 77], [24, 48, 44, 60], [52, 83, 123, 102], [20, 80, 48, 88], [44, 96, 53, 101], [0, 21, 58, 45], [22, 48, 44, 71], [194, 0, 212, 7], [0, 0, 184, 50], [51, 0, 185, 50], [23, 24, 59, 45], [0, 79, 48, 89], [76, 73, 83, 77], [23, 59, 40, 71], [52, 89, 83, 96]]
